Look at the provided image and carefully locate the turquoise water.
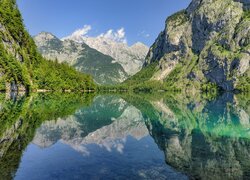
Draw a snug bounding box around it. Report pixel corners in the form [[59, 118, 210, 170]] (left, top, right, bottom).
[[0, 93, 249, 179]]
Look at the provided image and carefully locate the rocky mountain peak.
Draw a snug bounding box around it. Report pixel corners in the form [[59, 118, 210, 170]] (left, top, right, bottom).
[[131, 42, 148, 50], [142, 0, 250, 91], [34, 32, 58, 41], [34, 32, 62, 50]]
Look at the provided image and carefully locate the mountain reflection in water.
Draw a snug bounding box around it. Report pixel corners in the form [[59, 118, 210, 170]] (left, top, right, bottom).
[[127, 93, 250, 180], [0, 92, 249, 180]]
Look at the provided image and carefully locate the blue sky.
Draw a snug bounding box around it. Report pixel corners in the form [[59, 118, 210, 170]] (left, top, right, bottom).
[[17, 0, 191, 46]]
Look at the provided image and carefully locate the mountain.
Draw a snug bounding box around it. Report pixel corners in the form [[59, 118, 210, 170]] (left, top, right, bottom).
[[62, 33, 149, 76], [0, 0, 95, 92], [34, 32, 128, 85], [128, 0, 250, 92]]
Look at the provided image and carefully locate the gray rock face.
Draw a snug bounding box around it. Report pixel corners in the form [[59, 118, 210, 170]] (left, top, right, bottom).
[[34, 32, 128, 85], [144, 0, 250, 91]]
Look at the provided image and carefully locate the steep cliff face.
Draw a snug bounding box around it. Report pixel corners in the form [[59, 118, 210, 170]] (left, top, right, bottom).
[[144, 0, 250, 91]]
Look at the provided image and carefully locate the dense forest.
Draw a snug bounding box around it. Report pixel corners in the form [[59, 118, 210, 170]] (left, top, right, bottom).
[[0, 0, 96, 92]]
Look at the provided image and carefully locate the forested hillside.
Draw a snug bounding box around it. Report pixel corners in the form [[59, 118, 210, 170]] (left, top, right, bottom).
[[0, 0, 96, 92]]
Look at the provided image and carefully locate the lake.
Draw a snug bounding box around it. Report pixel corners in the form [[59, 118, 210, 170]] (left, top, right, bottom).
[[0, 92, 249, 180]]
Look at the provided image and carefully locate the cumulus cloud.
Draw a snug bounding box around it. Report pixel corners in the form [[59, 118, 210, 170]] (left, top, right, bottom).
[[98, 28, 127, 43], [138, 30, 150, 38], [71, 25, 92, 37], [63, 25, 127, 44]]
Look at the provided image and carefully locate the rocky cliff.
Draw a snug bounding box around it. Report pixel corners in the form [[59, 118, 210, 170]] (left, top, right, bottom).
[[143, 0, 250, 91]]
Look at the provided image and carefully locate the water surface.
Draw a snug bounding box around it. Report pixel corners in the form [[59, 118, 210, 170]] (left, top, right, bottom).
[[0, 92, 249, 179]]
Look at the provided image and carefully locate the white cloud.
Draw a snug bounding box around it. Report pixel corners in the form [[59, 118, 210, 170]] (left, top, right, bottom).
[[63, 26, 127, 44], [98, 28, 127, 43], [138, 30, 150, 38], [71, 25, 92, 37]]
